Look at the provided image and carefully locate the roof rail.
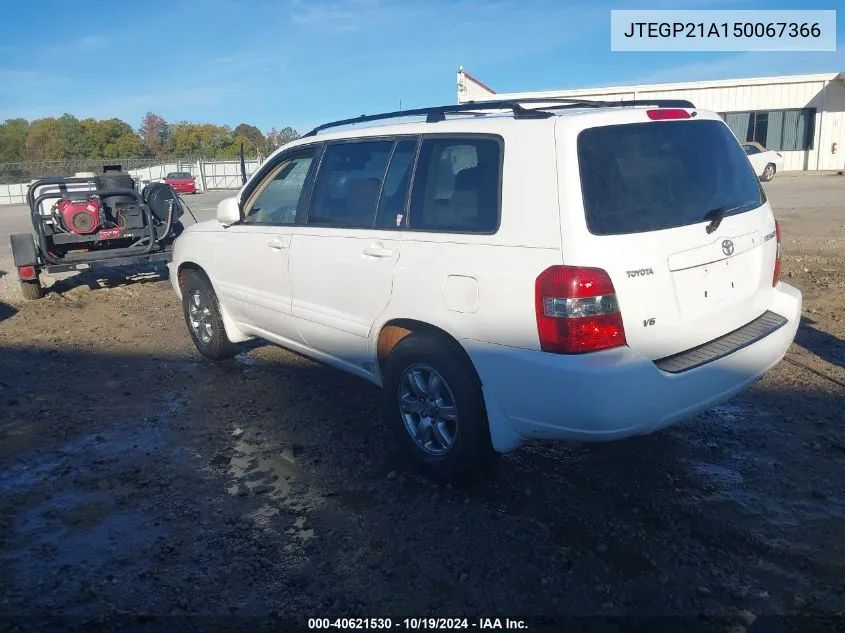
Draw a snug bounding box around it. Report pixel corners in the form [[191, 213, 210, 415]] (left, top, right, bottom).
[[301, 97, 697, 137], [465, 97, 696, 109]]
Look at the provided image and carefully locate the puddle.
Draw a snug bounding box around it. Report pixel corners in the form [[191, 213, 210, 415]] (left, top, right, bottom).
[[222, 431, 326, 530], [8, 490, 166, 571], [226, 437, 301, 501], [288, 515, 315, 541], [0, 391, 183, 496]]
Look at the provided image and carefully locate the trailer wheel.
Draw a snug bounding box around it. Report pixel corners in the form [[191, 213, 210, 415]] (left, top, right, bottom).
[[20, 278, 43, 300]]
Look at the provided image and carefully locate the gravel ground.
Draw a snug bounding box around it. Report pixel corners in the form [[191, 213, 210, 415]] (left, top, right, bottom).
[[0, 176, 843, 633]]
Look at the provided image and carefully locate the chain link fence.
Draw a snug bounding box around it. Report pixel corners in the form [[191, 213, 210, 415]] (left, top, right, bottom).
[[0, 156, 262, 185]]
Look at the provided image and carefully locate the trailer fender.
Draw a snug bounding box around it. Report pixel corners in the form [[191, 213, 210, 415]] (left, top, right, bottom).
[[10, 233, 39, 269]]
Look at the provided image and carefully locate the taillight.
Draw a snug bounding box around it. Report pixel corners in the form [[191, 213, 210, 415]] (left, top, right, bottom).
[[535, 265, 627, 354], [17, 265, 36, 280], [772, 219, 782, 287], [646, 108, 691, 120]]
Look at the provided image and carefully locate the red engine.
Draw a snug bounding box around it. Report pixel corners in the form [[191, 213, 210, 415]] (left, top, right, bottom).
[[57, 198, 101, 235]]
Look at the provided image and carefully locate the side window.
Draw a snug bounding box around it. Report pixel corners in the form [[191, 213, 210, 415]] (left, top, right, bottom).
[[307, 140, 393, 228], [244, 151, 315, 225], [375, 139, 418, 229], [408, 137, 501, 234]]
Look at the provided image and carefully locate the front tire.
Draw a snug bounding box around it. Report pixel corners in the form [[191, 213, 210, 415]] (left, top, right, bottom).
[[180, 269, 237, 360], [20, 278, 43, 300], [382, 331, 497, 483], [761, 163, 776, 182]]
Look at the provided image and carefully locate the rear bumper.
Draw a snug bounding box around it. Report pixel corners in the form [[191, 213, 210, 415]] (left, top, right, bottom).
[[467, 282, 802, 450]]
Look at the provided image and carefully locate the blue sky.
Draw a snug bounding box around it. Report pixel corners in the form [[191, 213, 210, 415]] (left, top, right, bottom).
[[0, 0, 841, 135]]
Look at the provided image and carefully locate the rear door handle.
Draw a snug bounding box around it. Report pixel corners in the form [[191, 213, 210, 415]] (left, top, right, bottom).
[[268, 238, 289, 250], [362, 244, 393, 258]]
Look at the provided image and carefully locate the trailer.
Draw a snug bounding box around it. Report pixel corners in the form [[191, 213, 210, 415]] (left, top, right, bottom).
[[9, 165, 185, 300]]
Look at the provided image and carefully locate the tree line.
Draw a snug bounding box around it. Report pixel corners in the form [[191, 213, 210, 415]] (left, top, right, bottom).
[[0, 112, 299, 164]]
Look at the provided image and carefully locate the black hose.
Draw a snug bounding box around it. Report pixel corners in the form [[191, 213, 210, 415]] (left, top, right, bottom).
[[155, 200, 174, 243], [177, 194, 199, 224]]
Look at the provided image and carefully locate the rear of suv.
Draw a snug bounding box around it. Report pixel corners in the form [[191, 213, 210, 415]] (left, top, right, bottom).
[[169, 99, 802, 482]]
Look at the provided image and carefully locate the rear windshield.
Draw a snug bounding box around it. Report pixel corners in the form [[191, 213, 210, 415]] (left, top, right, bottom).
[[167, 172, 191, 179], [577, 119, 765, 236]]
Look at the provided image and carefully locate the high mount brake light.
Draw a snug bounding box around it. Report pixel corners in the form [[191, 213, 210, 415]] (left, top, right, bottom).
[[535, 266, 627, 354], [646, 109, 691, 120]]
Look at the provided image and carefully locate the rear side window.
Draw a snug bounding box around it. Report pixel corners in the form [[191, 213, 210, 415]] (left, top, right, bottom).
[[408, 136, 501, 233], [308, 140, 393, 228], [578, 119, 764, 236]]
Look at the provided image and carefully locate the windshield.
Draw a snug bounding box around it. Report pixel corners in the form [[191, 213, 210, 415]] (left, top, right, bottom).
[[577, 119, 764, 236], [167, 172, 191, 179]]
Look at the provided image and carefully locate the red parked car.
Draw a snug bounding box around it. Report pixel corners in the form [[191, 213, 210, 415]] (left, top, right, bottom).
[[163, 171, 197, 194]]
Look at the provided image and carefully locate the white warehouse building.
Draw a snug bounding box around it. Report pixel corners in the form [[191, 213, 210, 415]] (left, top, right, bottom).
[[456, 68, 845, 173]]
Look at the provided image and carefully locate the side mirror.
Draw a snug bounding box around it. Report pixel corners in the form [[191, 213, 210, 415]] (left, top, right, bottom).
[[216, 196, 241, 226]]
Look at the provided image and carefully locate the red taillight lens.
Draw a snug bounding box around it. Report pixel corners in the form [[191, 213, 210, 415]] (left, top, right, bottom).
[[646, 108, 691, 120], [17, 265, 36, 280], [772, 219, 782, 287], [535, 265, 627, 354]]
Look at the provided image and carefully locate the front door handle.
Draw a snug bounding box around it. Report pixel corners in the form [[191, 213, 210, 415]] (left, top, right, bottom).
[[362, 243, 393, 258], [268, 238, 289, 250]]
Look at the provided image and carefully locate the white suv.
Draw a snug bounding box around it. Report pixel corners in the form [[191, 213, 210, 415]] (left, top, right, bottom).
[[168, 99, 802, 482]]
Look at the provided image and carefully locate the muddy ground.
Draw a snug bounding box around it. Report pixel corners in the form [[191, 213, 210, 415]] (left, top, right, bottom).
[[1, 176, 843, 632]]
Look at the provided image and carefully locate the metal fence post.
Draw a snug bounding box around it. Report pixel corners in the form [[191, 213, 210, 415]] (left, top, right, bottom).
[[197, 159, 207, 192]]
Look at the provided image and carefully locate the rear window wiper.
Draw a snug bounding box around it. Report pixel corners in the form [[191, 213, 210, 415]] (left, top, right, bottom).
[[703, 201, 756, 234]]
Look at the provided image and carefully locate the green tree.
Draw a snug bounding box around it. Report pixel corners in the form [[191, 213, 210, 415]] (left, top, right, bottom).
[[11, 113, 295, 163], [0, 118, 29, 162], [25, 117, 63, 160], [83, 118, 148, 158], [109, 131, 149, 158], [56, 113, 92, 159], [265, 126, 299, 154], [163, 122, 200, 155], [165, 122, 235, 157], [219, 135, 256, 159], [234, 123, 265, 154]]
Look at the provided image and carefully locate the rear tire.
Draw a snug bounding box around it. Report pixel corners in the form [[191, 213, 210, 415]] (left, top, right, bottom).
[[20, 278, 43, 300], [382, 331, 497, 483], [179, 269, 237, 361]]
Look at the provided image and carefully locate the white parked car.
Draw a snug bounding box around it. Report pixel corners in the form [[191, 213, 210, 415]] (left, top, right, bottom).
[[168, 99, 802, 482], [742, 141, 784, 181]]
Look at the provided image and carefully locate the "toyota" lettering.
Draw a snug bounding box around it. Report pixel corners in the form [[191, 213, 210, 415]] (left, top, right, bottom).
[[626, 268, 654, 278]]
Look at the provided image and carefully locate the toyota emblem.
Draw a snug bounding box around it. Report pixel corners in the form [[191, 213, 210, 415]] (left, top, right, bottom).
[[722, 239, 735, 256]]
